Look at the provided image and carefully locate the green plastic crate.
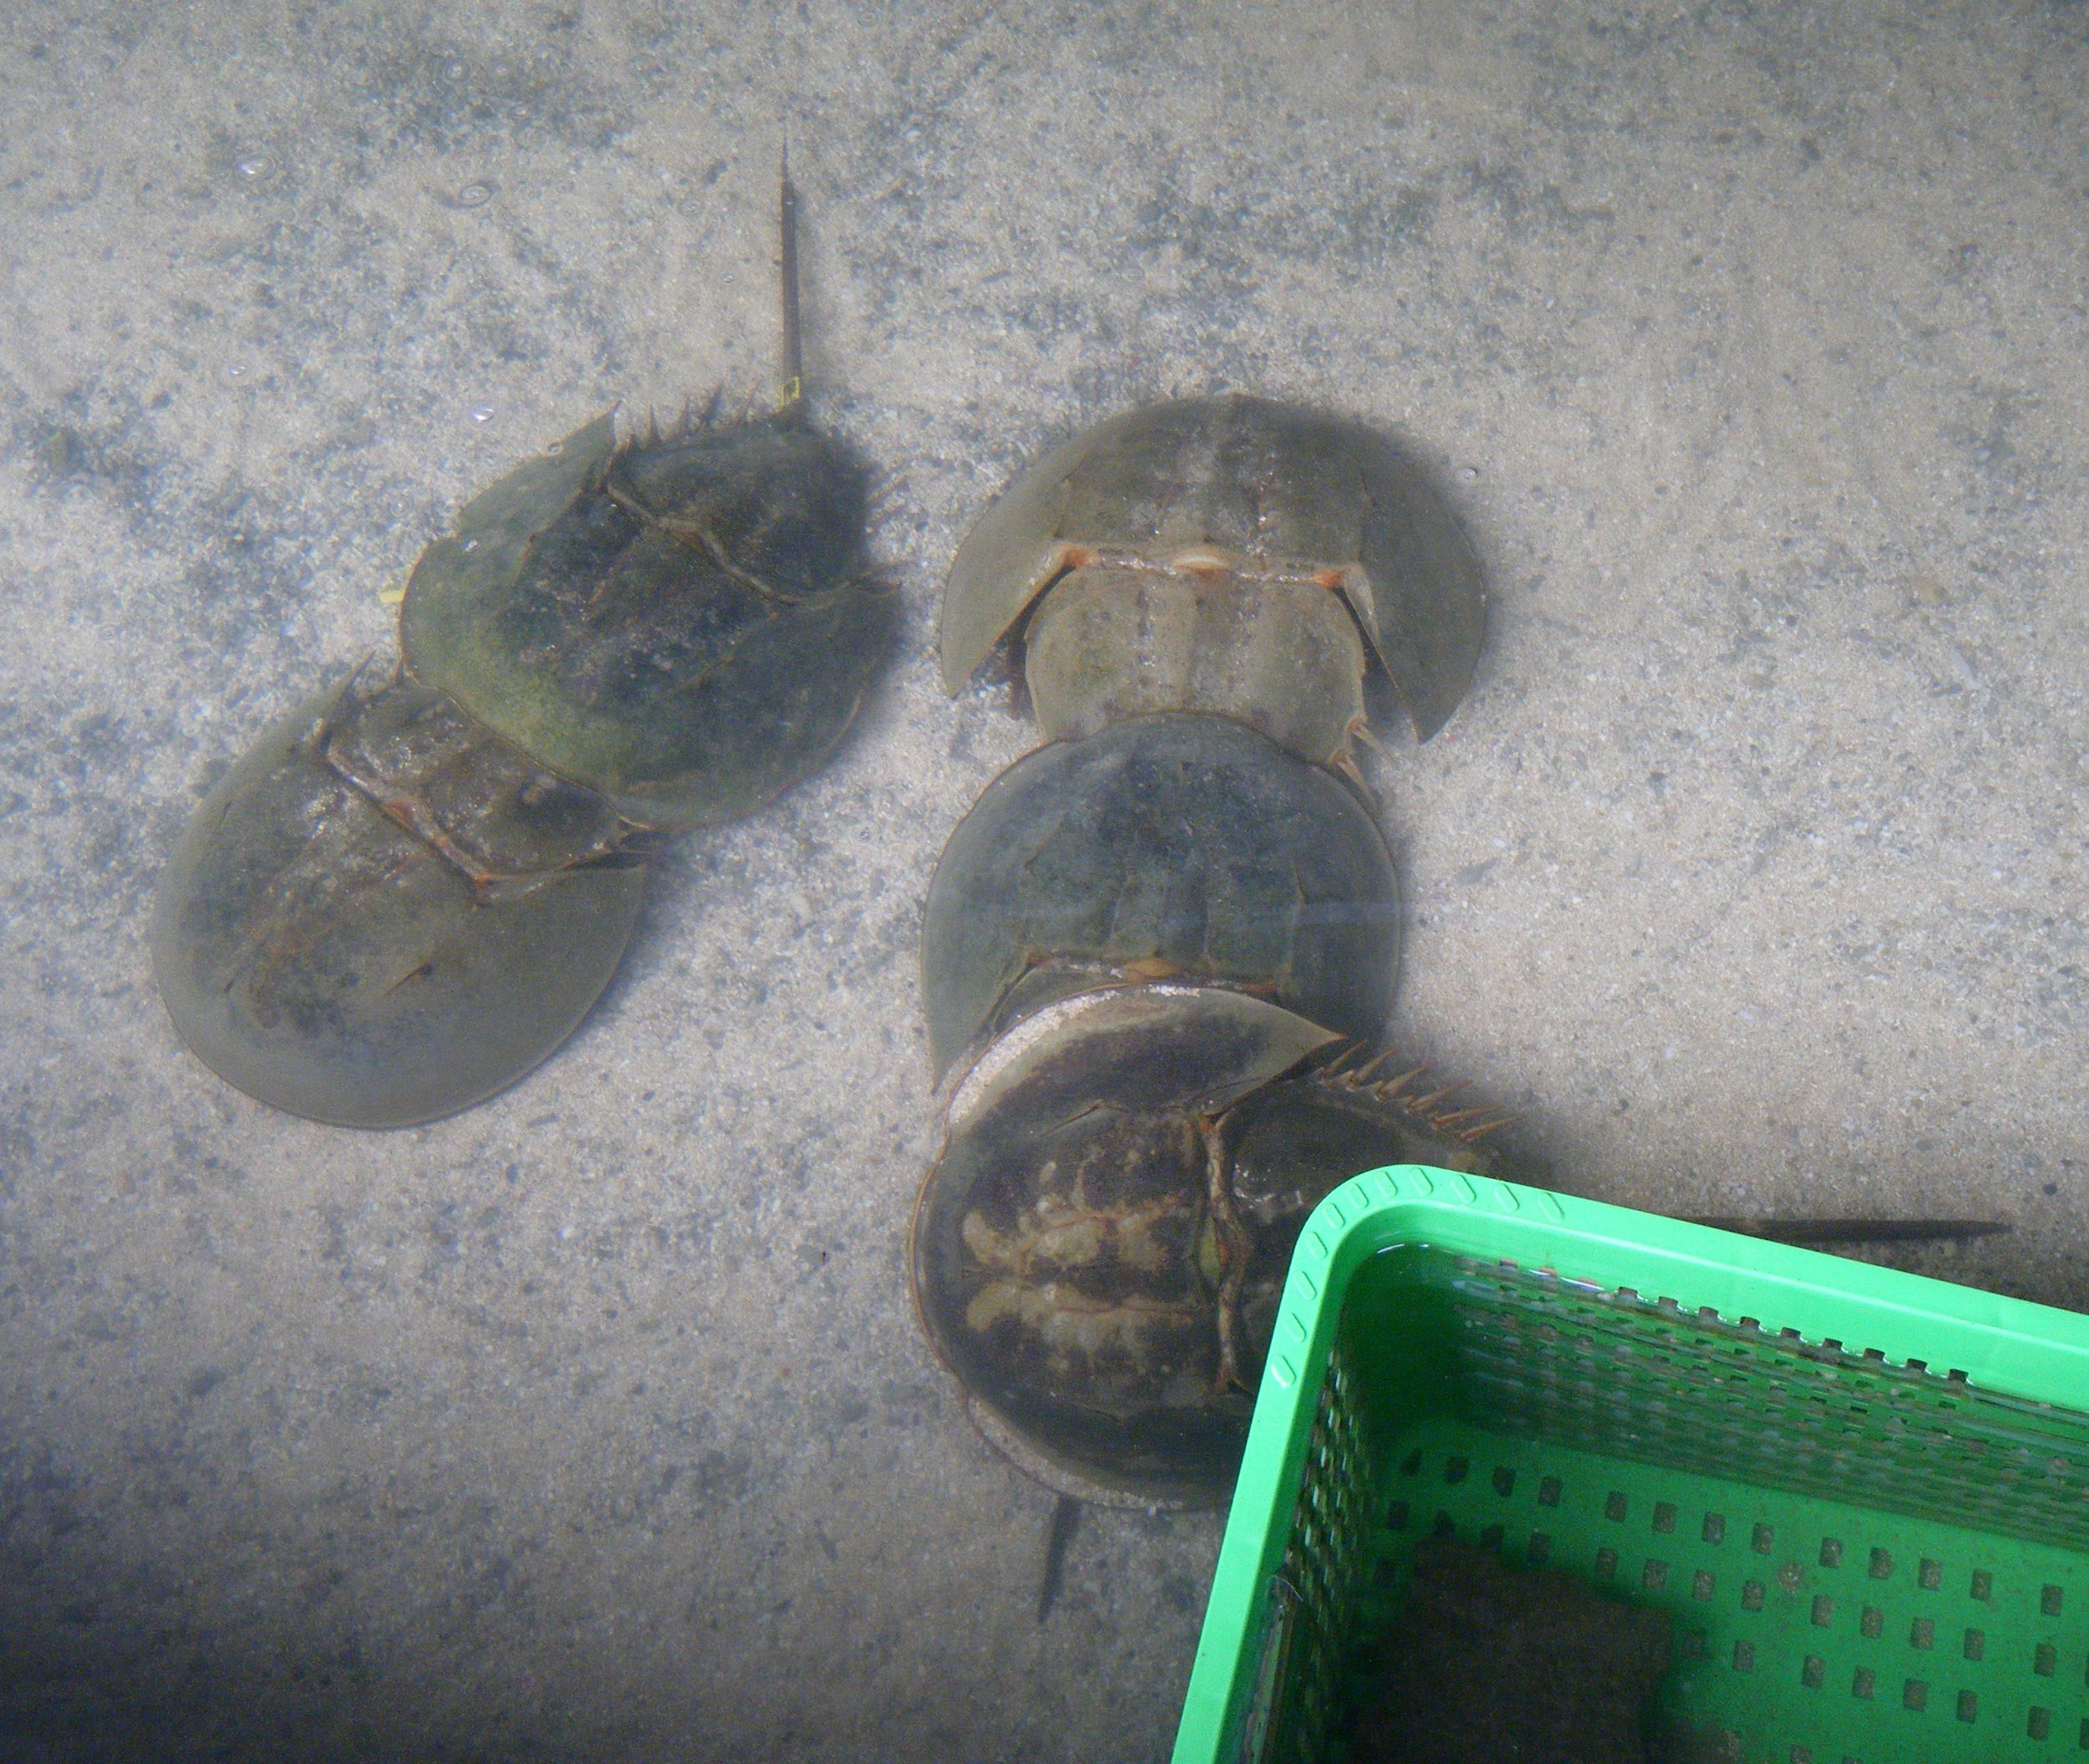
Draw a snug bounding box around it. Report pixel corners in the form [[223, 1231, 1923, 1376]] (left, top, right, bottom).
[[1172, 1165, 2089, 1764]]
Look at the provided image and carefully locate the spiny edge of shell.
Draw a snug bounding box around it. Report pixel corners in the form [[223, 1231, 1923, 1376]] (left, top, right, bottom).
[[1313, 1042, 1521, 1146]]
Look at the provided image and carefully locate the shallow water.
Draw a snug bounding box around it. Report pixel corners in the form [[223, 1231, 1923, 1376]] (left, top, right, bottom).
[[2, 3, 2086, 1759]]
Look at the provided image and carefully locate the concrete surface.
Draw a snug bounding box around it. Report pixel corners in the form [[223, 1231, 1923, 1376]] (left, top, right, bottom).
[[3, 1, 2086, 1758]]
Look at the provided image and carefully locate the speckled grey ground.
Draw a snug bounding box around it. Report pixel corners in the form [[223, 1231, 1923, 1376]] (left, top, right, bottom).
[[3, 3, 2086, 1760]]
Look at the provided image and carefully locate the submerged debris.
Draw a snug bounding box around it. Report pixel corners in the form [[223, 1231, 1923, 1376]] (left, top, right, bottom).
[[1349, 1538, 1675, 1764]]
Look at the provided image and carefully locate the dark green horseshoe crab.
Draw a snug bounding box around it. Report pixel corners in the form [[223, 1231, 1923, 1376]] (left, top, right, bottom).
[[153, 167, 896, 1127], [399, 397, 890, 831], [914, 393, 1492, 1506], [919, 711, 1400, 1085]]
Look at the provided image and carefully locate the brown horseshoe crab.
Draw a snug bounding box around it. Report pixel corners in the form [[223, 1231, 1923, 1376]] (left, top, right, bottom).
[[915, 394, 1490, 1504], [910, 987, 1510, 1507], [153, 166, 896, 1127]]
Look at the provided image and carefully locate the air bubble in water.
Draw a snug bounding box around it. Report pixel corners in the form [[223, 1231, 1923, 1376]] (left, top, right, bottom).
[[470, 405, 496, 424], [458, 182, 492, 208]]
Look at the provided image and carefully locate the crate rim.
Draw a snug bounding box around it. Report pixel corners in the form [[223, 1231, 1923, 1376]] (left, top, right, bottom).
[[1171, 1162, 2089, 1764]]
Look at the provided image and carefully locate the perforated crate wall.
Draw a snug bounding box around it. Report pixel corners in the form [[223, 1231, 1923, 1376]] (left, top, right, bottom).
[[1176, 1168, 2089, 1764]]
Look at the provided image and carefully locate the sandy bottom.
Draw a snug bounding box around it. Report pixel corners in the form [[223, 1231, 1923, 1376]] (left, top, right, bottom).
[[2, 3, 2085, 1758]]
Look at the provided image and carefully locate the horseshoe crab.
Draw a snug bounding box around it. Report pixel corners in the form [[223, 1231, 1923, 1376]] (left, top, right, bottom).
[[919, 711, 1400, 1085], [150, 671, 649, 1127], [910, 986, 1509, 1506], [154, 166, 895, 1126], [399, 399, 890, 831], [938, 394, 1487, 758], [915, 392, 1492, 1504]]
